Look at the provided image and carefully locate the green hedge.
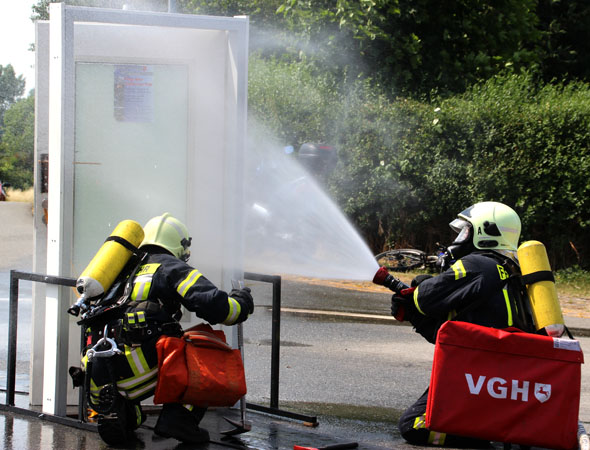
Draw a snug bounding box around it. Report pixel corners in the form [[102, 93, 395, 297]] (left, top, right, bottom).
[[387, 74, 590, 268], [249, 60, 590, 269]]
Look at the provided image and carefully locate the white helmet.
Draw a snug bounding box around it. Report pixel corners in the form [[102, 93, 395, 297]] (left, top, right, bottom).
[[451, 201, 521, 251]]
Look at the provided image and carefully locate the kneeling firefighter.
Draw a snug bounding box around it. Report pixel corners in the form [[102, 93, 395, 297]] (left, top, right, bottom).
[[373, 201, 567, 447], [69, 213, 254, 445]]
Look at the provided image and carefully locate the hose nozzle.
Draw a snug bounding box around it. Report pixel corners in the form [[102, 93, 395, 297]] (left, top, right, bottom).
[[373, 266, 390, 285], [372, 266, 409, 293]]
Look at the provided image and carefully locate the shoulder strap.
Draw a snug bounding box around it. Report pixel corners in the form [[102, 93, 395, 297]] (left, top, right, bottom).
[[115, 251, 149, 307], [105, 235, 139, 253], [451, 253, 535, 332], [486, 252, 536, 332]]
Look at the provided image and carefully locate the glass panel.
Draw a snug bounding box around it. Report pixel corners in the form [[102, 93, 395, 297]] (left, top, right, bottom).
[[73, 62, 189, 272]]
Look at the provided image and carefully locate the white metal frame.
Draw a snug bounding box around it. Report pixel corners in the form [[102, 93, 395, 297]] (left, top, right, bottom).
[[38, 4, 248, 416]]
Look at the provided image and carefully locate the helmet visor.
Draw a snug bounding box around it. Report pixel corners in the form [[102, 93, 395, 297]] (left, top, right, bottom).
[[449, 218, 470, 233], [457, 205, 475, 219], [449, 218, 471, 243]]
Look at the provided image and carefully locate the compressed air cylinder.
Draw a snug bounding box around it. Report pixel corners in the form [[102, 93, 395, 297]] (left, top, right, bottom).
[[517, 240, 564, 337], [76, 220, 145, 299]]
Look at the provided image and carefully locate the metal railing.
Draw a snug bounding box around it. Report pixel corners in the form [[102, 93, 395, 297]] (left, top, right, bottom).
[[6, 271, 76, 407], [3, 269, 317, 426], [1, 270, 95, 430], [244, 272, 317, 425]]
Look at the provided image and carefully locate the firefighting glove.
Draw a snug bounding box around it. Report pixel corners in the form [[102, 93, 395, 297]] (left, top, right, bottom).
[[229, 287, 254, 323], [391, 275, 432, 323], [392, 275, 431, 320], [390, 287, 416, 322], [68, 366, 85, 388]]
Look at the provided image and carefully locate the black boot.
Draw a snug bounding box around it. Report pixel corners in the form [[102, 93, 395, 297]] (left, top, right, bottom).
[[127, 401, 146, 430], [97, 398, 142, 445], [154, 403, 209, 444]]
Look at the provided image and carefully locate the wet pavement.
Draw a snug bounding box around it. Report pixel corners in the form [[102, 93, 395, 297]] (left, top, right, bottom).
[[1, 402, 538, 450], [0, 400, 395, 450], [1, 277, 589, 450]]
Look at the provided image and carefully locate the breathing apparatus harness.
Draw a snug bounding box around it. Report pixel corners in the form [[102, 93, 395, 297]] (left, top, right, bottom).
[[478, 250, 535, 333], [70, 250, 147, 415], [82, 324, 123, 415], [72, 250, 181, 415], [76, 250, 148, 326], [438, 246, 573, 339]]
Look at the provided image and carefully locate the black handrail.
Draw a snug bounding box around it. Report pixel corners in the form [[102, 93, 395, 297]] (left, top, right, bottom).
[[5, 270, 317, 426], [7, 271, 76, 407], [243, 272, 317, 425]]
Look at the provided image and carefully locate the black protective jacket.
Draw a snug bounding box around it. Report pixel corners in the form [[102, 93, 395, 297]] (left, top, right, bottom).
[[80, 250, 252, 404], [123, 252, 243, 327], [408, 251, 523, 343]]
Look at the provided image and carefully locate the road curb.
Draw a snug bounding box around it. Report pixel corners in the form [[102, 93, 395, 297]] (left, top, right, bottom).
[[276, 307, 590, 337]]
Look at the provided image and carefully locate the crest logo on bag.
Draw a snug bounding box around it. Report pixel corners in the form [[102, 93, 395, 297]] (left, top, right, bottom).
[[465, 373, 552, 403], [534, 383, 551, 403]]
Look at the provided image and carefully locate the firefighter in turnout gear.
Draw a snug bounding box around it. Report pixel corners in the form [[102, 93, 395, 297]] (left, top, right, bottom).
[[79, 213, 254, 446], [393, 202, 533, 447]]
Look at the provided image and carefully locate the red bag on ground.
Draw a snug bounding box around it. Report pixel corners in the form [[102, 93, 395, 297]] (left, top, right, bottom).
[[425, 321, 584, 450], [154, 323, 247, 407], [153, 333, 188, 403]]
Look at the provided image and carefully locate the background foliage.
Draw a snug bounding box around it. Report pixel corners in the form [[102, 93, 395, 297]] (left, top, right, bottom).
[[0, 65, 26, 128], [0, 65, 31, 188], [3, 0, 590, 268], [0, 94, 35, 189], [248, 59, 590, 268]]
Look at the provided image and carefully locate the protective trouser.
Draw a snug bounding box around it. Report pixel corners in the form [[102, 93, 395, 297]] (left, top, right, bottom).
[[87, 334, 160, 405], [398, 388, 490, 448]]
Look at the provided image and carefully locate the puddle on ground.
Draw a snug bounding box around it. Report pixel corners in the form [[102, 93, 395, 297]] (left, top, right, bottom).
[[227, 401, 404, 449], [278, 401, 402, 424]]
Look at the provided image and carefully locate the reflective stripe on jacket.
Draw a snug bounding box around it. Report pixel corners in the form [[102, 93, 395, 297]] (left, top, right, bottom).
[[413, 252, 516, 332], [127, 253, 236, 325]]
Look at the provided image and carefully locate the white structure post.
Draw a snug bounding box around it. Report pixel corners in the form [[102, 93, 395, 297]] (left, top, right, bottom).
[[36, 4, 248, 415]]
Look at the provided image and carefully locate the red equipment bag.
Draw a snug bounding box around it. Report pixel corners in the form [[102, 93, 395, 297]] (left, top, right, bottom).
[[154, 323, 247, 407], [425, 321, 584, 450]]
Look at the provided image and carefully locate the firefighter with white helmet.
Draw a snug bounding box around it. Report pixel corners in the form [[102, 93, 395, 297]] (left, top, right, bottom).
[[77, 213, 254, 446], [446, 201, 522, 261], [390, 201, 533, 447]]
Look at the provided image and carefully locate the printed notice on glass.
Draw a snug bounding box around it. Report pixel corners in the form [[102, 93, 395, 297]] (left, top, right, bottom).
[[114, 65, 154, 122]]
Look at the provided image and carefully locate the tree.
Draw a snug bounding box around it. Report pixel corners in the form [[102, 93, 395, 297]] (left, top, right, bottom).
[[276, 0, 541, 96], [31, 0, 51, 20], [177, 0, 297, 58], [535, 0, 590, 83], [31, 0, 170, 21], [0, 94, 35, 189], [0, 65, 26, 128]]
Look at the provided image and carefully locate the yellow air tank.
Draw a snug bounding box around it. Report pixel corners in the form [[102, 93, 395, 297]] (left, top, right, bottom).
[[76, 220, 145, 300], [517, 240, 564, 337]]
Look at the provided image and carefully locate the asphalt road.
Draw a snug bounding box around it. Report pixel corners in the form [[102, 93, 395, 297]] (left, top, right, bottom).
[[0, 202, 33, 272]]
